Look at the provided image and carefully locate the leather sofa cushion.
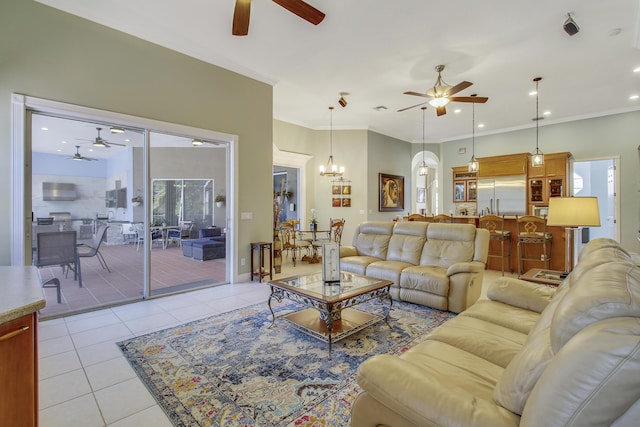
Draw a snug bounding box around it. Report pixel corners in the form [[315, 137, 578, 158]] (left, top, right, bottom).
[[521, 317, 640, 426], [487, 278, 556, 313], [340, 255, 381, 276], [386, 222, 427, 264], [400, 266, 449, 296], [366, 260, 414, 287], [353, 221, 394, 258], [461, 299, 543, 336], [420, 223, 475, 267], [551, 261, 640, 352], [427, 315, 528, 368]]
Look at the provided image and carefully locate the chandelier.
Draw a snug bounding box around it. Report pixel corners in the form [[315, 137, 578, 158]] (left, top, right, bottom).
[[319, 106, 344, 177]]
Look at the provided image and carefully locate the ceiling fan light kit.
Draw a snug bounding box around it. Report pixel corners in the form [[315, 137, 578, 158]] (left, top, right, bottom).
[[531, 77, 545, 167], [401, 65, 488, 116], [319, 106, 344, 177]]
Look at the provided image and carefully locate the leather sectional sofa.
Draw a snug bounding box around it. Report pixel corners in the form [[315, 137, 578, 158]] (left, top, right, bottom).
[[351, 238, 640, 427], [340, 221, 489, 313]]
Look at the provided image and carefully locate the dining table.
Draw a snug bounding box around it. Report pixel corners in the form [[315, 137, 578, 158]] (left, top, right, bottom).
[[296, 228, 330, 263]]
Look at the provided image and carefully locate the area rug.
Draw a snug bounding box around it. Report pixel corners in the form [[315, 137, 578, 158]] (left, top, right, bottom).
[[118, 300, 455, 426]]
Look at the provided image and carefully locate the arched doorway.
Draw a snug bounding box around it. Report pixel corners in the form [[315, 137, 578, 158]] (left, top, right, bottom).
[[412, 151, 440, 215]]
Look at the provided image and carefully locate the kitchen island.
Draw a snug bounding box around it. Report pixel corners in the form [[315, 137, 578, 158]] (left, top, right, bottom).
[[0, 266, 46, 427]]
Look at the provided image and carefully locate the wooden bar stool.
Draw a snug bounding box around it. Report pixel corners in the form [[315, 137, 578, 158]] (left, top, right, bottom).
[[250, 241, 273, 282], [433, 214, 453, 223], [479, 215, 512, 276], [516, 215, 553, 275]]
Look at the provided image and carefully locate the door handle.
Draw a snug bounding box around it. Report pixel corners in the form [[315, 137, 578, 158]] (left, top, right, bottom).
[[0, 325, 30, 341]]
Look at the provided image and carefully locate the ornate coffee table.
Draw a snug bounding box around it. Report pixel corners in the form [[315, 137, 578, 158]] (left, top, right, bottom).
[[267, 272, 392, 355]]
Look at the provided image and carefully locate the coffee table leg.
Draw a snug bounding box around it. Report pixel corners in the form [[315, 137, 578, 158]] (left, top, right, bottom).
[[268, 286, 281, 328]]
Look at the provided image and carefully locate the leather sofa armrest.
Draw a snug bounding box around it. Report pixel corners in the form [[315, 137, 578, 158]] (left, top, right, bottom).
[[340, 245, 358, 257], [487, 277, 556, 313], [357, 354, 518, 427], [446, 261, 485, 276]]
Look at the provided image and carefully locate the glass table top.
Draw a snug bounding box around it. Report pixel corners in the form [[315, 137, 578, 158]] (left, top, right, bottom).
[[273, 272, 387, 299]]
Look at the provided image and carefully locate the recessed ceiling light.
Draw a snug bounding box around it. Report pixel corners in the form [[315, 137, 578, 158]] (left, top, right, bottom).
[[110, 126, 125, 134], [529, 91, 537, 96], [61, 140, 67, 144], [478, 123, 485, 128], [56, 149, 62, 152], [124, 139, 130, 142], [630, 95, 639, 100], [633, 67, 640, 73], [41, 127, 48, 131], [454, 108, 461, 113], [192, 139, 204, 146], [543, 111, 551, 116]]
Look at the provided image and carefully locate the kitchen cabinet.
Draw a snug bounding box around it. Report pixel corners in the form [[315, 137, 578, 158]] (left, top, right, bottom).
[[452, 167, 477, 203], [477, 153, 528, 177], [105, 187, 127, 208], [0, 267, 45, 427], [526, 152, 572, 214]]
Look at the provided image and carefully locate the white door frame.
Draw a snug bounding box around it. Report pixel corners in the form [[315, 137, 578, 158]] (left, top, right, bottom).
[[10, 94, 240, 283]]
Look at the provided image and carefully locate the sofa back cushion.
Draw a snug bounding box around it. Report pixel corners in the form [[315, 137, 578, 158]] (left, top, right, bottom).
[[419, 223, 475, 268], [550, 261, 640, 352], [353, 221, 394, 258], [199, 228, 221, 238], [386, 222, 428, 264], [521, 317, 640, 427]]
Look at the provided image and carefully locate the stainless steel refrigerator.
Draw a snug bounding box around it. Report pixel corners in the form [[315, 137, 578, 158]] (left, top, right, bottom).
[[477, 175, 527, 216]]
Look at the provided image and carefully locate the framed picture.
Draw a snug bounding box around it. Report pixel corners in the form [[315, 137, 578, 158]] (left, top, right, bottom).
[[341, 198, 351, 207], [332, 197, 342, 207], [379, 173, 404, 211], [417, 187, 426, 203], [332, 185, 341, 195], [454, 181, 466, 202]]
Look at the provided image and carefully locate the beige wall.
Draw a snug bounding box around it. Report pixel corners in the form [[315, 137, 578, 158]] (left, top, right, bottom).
[[441, 111, 640, 252], [0, 0, 273, 270]]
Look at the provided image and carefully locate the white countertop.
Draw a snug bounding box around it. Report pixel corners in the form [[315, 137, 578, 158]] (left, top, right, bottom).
[[0, 266, 46, 324]]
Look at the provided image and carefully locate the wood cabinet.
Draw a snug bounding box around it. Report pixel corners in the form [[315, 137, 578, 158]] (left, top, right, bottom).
[[0, 313, 38, 427], [477, 153, 528, 177], [526, 152, 571, 213], [452, 167, 477, 202]]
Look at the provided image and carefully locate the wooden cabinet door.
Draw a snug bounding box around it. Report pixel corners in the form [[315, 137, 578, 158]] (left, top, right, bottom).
[[0, 313, 37, 427], [545, 157, 566, 177]]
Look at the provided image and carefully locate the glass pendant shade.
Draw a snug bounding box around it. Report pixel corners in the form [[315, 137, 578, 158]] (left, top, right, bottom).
[[419, 162, 428, 176], [468, 156, 479, 172], [319, 106, 344, 177], [531, 77, 544, 167], [428, 97, 449, 108]]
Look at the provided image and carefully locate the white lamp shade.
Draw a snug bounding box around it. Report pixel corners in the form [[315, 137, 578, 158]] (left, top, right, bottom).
[[546, 197, 601, 227]]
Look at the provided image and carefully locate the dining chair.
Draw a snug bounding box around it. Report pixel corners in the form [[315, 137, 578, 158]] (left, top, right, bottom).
[[34, 230, 81, 299], [407, 213, 429, 222], [77, 224, 111, 273], [279, 220, 311, 266]]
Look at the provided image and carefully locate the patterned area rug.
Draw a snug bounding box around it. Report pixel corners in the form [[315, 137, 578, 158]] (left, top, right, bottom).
[[118, 300, 455, 426]]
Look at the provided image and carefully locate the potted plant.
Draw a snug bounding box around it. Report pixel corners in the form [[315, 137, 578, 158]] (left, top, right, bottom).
[[215, 193, 225, 207], [310, 208, 318, 231]]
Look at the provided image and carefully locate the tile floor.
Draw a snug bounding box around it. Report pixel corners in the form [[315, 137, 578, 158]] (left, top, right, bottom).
[[38, 259, 510, 427]]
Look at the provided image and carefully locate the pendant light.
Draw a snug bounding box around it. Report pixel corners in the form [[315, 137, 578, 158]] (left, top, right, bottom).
[[418, 107, 428, 176], [531, 77, 544, 167], [468, 94, 479, 173], [319, 106, 344, 177]]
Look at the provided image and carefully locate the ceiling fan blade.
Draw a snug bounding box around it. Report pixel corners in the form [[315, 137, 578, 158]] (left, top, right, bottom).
[[449, 96, 489, 103], [436, 106, 447, 116], [232, 0, 251, 36], [397, 102, 426, 112], [272, 0, 325, 25], [105, 141, 126, 147], [447, 81, 473, 96], [403, 91, 429, 98]]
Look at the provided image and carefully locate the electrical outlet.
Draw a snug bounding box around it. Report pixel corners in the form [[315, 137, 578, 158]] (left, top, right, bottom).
[[240, 258, 246, 266]]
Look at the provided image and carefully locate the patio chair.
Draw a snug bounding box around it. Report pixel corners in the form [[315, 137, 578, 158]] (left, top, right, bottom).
[[77, 224, 111, 273], [34, 230, 81, 298], [167, 221, 194, 247]]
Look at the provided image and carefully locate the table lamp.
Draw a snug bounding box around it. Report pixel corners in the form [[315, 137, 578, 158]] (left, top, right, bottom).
[[546, 196, 600, 276]]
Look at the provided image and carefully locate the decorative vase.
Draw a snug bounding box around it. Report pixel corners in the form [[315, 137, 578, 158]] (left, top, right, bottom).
[[310, 223, 316, 231], [273, 229, 282, 273]]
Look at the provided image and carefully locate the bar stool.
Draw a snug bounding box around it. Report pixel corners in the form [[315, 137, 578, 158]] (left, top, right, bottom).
[[479, 215, 512, 276], [516, 215, 553, 275], [433, 214, 453, 223], [250, 241, 273, 282]]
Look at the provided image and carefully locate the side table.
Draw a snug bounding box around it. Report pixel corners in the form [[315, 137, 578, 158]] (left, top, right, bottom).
[[250, 242, 273, 282], [519, 268, 565, 287]]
